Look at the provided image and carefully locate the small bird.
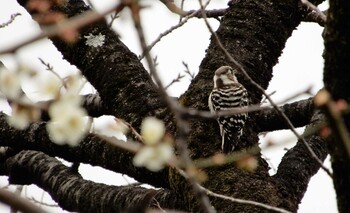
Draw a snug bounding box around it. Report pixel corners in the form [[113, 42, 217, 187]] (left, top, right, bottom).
[[208, 66, 249, 153]]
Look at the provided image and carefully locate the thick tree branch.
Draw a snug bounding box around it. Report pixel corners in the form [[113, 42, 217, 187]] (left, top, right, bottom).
[[273, 111, 328, 211], [252, 98, 314, 132], [17, 0, 174, 132], [0, 113, 169, 188], [302, 9, 327, 26], [0, 150, 185, 212], [81, 93, 105, 117]]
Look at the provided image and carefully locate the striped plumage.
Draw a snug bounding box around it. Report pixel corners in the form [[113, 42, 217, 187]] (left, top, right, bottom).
[[208, 66, 248, 153]]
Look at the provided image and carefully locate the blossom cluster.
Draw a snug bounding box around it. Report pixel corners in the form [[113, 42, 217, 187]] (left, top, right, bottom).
[[133, 117, 174, 172], [0, 66, 89, 146], [1, 65, 174, 171]]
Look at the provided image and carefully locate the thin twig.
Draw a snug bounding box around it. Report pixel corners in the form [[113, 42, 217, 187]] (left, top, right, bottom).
[[108, 12, 119, 28], [176, 168, 291, 213], [38, 58, 67, 88], [182, 61, 196, 80], [0, 4, 118, 54], [176, 90, 311, 120], [199, 185, 292, 213], [0, 188, 47, 213], [197, 0, 333, 177], [96, 134, 141, 153], [139, 5, 212, 59], [0, 13, 21, 28], [30, 197, 59, 207], [193, 146, 260, 168], [129, 1, 216, 212], [164, 73, 185, 90], [117, 118, 144, 143]]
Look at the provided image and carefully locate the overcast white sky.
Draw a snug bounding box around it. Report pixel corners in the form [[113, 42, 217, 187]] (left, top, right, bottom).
[[0, 0, 336, 212]]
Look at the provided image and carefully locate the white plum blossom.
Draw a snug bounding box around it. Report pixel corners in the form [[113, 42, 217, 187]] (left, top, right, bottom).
[[47, 98, 89, 146], [133, 116, 174, 171], [64, 73, 84, 95], [141, 117, 165, 145], [92, 116, 128, 140], [84, 33, 105, 47], [0, 69, 21, 99], [7, 104, 41, 130], [133, 143, 173, 172], [34, 72, 62, 100]]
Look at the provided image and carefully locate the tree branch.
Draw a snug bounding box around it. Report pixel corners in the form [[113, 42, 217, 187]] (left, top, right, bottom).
[[324, 0, 350, 211], [0, 150, 185, 212], [0, 113, 169, 188], [16, 0, 174, 132], [273, 111, 329, 211], [81, 93, 105, 117], [252, 98, 314, 132]]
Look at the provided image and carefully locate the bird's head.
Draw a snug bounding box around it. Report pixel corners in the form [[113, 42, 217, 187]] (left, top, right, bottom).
[[213, 66, 238, 88]]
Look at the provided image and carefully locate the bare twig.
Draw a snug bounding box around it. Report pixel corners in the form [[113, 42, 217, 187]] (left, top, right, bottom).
[[117, 118, 144, 143], [96, 134, 141, 153], [176, 91, 312, 120], [164, 73, 185, 90], [107, 12, 119, 28], [261, 91, 276, 104], [0, 188, 47, 213], [38, 58, 66, 88], [197, 0, 332, 177], [129, 1, 216, 212], [0, 13, 21, 28], [139, 4, 213, 59], [182, 62, 196, 80], [199, 185, 292, 213], [193, 146, 260, 168], [30, 197, 59, 207], [0, 4, 118, 54], [271, 86, 313, 104]]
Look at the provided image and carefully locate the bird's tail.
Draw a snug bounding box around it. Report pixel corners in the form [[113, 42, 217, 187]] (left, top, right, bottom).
[[222, 132, 235, 154]]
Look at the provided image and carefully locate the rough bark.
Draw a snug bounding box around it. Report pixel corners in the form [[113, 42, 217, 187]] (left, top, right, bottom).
[[253, 98, 314, 132], [174, 0, 325, 212], [17, 0, 174, 132], [324, 0, 350, 212], [0, 150, 184, 212], [1, 0, 330, 212], [273, 111, 328, 210]]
